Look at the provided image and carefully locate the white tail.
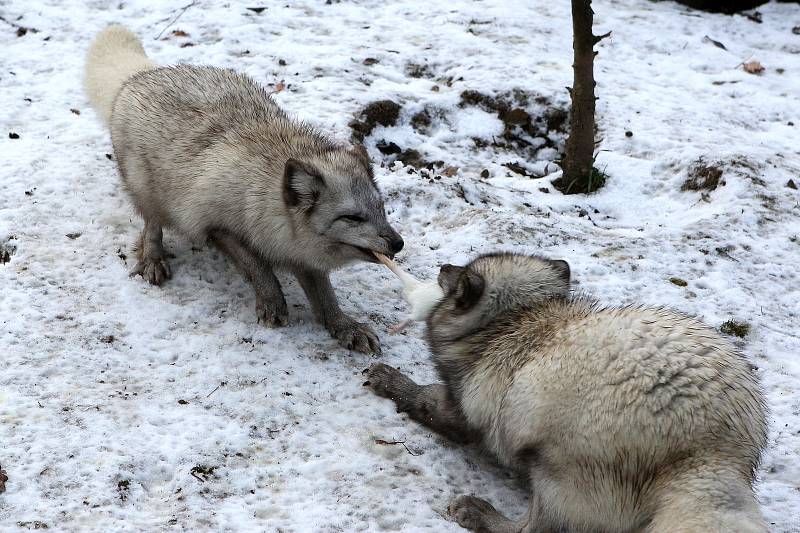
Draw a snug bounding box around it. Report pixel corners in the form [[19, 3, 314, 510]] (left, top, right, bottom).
[[84, 26, 156, 124]]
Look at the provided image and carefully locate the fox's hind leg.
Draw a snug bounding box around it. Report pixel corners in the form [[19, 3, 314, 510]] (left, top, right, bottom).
[[132, 221, 171, 285]]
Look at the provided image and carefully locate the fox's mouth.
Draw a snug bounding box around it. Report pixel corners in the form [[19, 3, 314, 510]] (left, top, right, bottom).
[[356, 245, 383, 262], [347, 244, 387, 263]]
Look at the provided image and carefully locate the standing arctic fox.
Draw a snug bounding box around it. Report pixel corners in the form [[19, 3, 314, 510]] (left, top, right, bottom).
[[85, 26, 403, 354], [367, 253, 767, 532]]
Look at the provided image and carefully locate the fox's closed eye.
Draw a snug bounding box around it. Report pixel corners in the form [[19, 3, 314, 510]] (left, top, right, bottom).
[[339, 214, 366, 223]]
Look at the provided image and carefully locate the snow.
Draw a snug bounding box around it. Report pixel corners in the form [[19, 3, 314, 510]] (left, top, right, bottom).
[[1, 0, 799, 531]]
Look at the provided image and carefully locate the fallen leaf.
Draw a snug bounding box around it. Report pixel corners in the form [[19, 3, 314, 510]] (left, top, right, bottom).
[[70, 108, 80, 115], [172, 30, 189, 37], [742, 61, 764, 74], [272, 82, 285, 94], [0, 463, 7, 493], [442, 166, 459, 177], [180, 42, 194, 48]]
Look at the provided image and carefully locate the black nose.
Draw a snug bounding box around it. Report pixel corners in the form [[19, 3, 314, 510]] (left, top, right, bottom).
[[389, 236, 404, 254]]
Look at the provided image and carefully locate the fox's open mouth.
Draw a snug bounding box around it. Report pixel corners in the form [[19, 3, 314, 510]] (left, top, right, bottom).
[[353, 245, 384, 262]]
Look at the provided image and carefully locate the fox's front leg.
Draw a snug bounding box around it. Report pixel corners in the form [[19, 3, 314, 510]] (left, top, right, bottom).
[[365, 363, 474, 444], [132, 221, 171, 285], [295, 268, 381, 355], [210, 231, 288, 327]]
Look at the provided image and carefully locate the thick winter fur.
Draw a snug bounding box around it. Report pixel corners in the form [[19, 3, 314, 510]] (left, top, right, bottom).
[[367, 253, 768, 532], [85, 26, 403, 353]]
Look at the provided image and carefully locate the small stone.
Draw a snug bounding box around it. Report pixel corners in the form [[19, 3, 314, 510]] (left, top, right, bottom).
[[178, 399, 189, 405], [9, 132, 19, 139], [669, 277, 688, 287], [480, 169, 490, 179], [787, 179, 797, 190], [278, 58, 286, 66], [625, 130, 633, 137]]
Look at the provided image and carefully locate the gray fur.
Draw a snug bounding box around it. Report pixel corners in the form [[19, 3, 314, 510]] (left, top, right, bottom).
[[86, 27, 403, 353], [368, 252, 768, 532]]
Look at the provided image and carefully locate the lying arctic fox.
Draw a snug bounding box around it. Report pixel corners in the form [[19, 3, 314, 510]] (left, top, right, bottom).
[[84, 27, 404, 353], [367, 252, 767, 532]]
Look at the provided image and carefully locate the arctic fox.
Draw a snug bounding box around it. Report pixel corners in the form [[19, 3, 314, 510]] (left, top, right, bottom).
[[367, 252, 768, 532], [85, 26, 403, 354]]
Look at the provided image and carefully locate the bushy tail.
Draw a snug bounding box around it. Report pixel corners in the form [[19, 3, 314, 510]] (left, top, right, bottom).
[[84, 26, 156, 124]]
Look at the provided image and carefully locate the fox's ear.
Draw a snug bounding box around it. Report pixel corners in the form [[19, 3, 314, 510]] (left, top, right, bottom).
[[548, 259, 571, 284], [454, 269, 485, 311], [283, 159, 325, 210]]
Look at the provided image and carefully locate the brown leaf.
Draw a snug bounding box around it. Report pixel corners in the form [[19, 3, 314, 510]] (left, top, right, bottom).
[[272, 82, 286, 94], [742, 61, 764, 74], [442, 166, 459, 177], [172, 30, 189, 37], [179, 42, 194, 48], [0, 464, 7, 493]]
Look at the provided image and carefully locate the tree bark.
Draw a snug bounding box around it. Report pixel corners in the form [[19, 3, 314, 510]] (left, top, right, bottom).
[[560, 0, 607, 193]]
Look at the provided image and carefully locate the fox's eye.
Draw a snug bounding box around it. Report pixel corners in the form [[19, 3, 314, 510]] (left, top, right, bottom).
[[339, 214, 365, 223]]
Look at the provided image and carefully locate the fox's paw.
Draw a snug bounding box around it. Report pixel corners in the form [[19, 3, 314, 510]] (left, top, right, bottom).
[[131, 256, 171, 286], [329, 317, 381, 355], [363, 363, 414, 400], [256, 297, 289, 328], [448, 495, 509, 533]]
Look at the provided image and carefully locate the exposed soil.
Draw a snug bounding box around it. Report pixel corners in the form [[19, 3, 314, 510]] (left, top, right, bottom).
[[348, 100, 402, 141], [350, 89, 570, 178], [682, 159, 726, 192], [720, 319, 751, 338]]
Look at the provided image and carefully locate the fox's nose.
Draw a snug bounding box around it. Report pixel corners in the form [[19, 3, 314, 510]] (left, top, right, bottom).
[[389, 236, 404, 254]]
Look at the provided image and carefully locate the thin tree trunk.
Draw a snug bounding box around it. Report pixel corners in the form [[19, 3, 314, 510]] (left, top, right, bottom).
[[560, 0, 608, 193]]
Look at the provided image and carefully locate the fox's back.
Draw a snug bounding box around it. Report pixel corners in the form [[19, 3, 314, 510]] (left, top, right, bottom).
[[106, 66, 285, 239], [495, 303, 766, 468]]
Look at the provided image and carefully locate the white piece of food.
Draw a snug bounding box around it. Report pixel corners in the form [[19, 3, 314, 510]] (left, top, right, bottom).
[[375, 253, 445, 330]]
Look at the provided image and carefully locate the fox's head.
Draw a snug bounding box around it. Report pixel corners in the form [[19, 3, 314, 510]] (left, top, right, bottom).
[[428, 253, 571, 344], [282, 145, 403, 268]]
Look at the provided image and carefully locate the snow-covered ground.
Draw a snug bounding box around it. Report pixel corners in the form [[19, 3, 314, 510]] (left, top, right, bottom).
[[2, 0, 799, 531]]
